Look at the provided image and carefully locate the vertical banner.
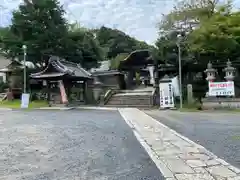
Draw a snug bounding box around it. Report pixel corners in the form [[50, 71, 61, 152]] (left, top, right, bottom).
[[59, 80, 68, 104], [21, 93, 30, 108], [148, 65, 155, 85], [171, 76, 180, 97], [159, 81, 175, 108]]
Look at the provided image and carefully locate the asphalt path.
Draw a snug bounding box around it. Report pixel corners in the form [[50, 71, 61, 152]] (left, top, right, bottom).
[[0, 109, 164, 180], [145, 110, 240, 169]]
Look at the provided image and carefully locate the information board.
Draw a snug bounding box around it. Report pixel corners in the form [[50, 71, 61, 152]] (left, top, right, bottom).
[[208, 81, 235, 96]]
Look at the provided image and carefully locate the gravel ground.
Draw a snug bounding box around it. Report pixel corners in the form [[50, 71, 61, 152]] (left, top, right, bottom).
[[145, 110, 240, 169], [0, 109, 164, 180]]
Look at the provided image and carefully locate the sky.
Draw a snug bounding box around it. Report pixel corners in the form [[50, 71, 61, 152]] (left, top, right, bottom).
[[0, 0, 240, 45]]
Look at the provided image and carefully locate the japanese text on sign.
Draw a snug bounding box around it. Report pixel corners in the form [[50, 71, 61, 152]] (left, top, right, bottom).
[[208, 81, 235, 96]]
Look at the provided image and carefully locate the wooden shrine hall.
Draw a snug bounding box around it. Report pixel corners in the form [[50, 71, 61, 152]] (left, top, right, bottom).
[[30, 56, 93, 105]]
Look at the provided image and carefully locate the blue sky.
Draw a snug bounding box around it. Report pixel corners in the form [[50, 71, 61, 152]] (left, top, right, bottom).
[[0, 0, 240, 44]]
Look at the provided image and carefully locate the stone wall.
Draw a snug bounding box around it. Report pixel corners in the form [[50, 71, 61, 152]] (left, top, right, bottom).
[[202, 97, 240, 109]]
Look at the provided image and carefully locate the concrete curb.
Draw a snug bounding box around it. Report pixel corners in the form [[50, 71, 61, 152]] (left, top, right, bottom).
[[75, 106, 118, 111], [0, 106, 119, 111], [35, 107, 75, 110], [0, 108, 12, 111]]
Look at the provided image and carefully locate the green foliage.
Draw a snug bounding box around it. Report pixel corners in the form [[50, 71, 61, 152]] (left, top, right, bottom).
[[64, 30, 104, 69], [95, 26, 153, 59], [155, 31, 190, 65], [0, 0, 155, 70], [188, 9, 240, 62], [159, 0, 221, 33], [156, 0, 239, 68], [5, 0, 68, 65], [0, 0, 106, 69]]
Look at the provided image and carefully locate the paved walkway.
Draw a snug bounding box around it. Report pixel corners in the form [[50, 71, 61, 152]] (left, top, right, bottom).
[[145, 110, 240, 169], [119, 108, 240, 180]]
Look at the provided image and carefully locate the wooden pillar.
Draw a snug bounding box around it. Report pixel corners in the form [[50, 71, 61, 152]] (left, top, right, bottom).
[[64, 80, 71, 103]]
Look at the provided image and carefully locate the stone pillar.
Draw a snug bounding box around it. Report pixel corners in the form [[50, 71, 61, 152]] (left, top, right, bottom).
[[187, 84, 193, 104]]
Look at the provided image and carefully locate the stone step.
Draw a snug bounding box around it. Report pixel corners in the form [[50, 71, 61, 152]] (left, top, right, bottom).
[[106, 94, 153, 107], [108, 97, 151, 101], [107, 100, 151, 105]]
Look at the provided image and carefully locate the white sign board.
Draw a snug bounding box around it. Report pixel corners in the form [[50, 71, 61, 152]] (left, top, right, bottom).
[[208, 81, 235, 96], [159, 82, 175, 108], [171, 76, 180, 97], [21, 93, 30, 108]]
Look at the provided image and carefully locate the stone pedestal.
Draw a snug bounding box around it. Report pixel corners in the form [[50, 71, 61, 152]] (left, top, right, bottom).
[[202, 97, 240, 109]]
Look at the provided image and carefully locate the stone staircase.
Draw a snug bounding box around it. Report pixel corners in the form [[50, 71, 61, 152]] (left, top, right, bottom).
[[104, 87, 156, 108]]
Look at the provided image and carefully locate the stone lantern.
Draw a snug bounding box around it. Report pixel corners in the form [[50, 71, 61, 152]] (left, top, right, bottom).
[[204, 62, 217, 82], [223, 60, 235, 81]]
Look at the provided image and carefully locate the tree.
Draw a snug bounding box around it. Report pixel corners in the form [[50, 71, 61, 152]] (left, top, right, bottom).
[[188, 7, 240, 64], [157, 0, 234, 67], [159, 0, 225, 33], [64, 29, 104, 69], [2, 0, 68, 66], [95, 26, 153, 59]]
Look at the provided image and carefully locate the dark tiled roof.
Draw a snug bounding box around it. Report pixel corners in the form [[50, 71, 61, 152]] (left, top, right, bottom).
[[30, 56, 92, 79]]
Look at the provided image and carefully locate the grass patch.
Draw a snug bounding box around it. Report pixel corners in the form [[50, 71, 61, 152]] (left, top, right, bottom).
[[0, 100, 48, 109]]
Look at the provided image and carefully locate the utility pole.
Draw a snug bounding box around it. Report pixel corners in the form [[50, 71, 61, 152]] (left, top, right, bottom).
[[177, 34, 183, 109]]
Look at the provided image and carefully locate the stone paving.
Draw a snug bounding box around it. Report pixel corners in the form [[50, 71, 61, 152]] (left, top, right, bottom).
[[119, 108, 240, 180]]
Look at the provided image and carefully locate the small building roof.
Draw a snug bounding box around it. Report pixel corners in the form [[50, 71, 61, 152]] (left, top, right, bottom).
[[30, 56, 92, 80]]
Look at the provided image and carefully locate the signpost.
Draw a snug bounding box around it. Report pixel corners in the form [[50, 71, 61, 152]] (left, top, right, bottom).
[[208, 81, 235, 96]]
